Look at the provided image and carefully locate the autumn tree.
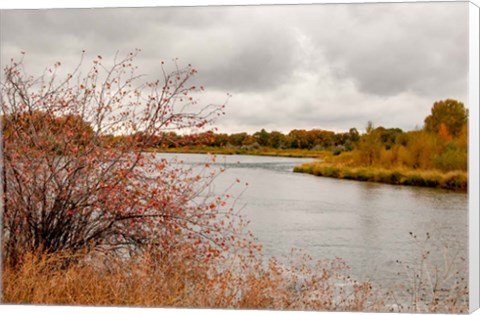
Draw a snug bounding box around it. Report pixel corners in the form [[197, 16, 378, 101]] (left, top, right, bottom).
[[403, 131, 441, 169], [424, 99, 468, 137], [211, 133, 230, 147], [348, 128, 360, 142], [228, 132, 248, 146], [268, 131, 286, 149], [3, 111, 95, 155], [253, 128, 270, 146], [351, 122, 379, 166], [1, 51, 256, 267], [437, 122, 453, 142], [288, 129, 314, 149], [376, 127, 403, 150]]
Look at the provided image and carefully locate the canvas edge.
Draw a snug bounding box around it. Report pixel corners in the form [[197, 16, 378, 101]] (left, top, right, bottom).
[[0, 1, 476, 315], [469, 1, 480, 313], [0, 0, 473, 10]]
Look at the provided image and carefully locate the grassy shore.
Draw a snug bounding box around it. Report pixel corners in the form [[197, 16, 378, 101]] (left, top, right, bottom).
[[146, 145, 328, 158], [147, 146, 467, 191], [294, 161, 467, 191]]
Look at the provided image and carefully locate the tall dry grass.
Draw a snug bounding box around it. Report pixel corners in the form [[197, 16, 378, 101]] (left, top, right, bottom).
[[2, 245, 468, 313], [294, 161, 468, 191], [2, 248, 379, 311]]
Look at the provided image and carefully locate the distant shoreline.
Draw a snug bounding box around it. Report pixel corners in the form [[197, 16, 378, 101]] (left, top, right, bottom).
[[293, 162, 468, 192], [146, 146, 467, 192], [145, 146, 327, 158]]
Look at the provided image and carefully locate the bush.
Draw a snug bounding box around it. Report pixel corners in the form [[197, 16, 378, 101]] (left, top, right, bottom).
[[313, 167, 324, 176], [355, 170, 374, 181], [403, 175, 427, 187], [423, 176, 442, 188], [1, 52, 247, 268], [332, 145, 345, 156], [442, 174, 468, 190], [376, 172, 390, 183], [323, 166, 340, 177], [389, 171, 404, 184], [342, 169, 356, 180], [433, 148, 467, 172]]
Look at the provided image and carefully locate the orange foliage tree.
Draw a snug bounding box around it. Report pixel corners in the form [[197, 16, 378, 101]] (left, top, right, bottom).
[[437, 122, 453, 142], [424, 99, 467, 137], [1, 51, 256, 267]]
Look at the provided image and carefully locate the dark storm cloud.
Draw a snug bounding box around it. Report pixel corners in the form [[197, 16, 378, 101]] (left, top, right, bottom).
[[0, 2, 469, 133]]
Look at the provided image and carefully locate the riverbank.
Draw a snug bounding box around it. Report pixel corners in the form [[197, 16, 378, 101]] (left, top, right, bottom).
[[147, 147, 468, 191], [294, 161, 467, 191], [146, 146, 328, 158]]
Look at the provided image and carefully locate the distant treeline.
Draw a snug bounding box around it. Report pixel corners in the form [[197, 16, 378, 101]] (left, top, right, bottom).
[[108, 99, 467, 173], [10, 99, 465, 174], [115, 127, 362, 152]]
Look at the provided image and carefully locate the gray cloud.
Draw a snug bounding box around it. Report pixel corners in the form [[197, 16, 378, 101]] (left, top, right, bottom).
[[0, 2, 469, 133], [294, 2, 469, 97]]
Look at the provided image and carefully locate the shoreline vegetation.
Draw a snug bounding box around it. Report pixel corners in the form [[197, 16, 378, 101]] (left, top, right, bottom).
[[142, 99, 468, 192], [148, 146, 467, 192], [293, 161, 467, 191], [151, 146, 468, 192], [2, 249, 376, 310], [2, 246, 468, 313], [146, 145, 328, 158]]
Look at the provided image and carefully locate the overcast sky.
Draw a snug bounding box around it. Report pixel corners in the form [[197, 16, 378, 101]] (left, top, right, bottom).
[[0, 2, 469, 134]]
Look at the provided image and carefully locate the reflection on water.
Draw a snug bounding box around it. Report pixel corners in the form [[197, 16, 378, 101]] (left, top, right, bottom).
[[157, 153, 468, 292]]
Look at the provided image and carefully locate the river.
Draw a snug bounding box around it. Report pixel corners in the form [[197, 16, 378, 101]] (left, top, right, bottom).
[[157, 153, 468, 297]]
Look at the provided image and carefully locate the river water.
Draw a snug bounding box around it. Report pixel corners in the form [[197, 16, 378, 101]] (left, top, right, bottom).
[[157, 153, 468, 295]]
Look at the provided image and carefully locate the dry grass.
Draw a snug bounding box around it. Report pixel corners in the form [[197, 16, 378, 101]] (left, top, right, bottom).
[[294, 161, 468, 191], [2, 246, 469, 313], [3, 251, 207, 307], [2, 249, 379, 311]]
